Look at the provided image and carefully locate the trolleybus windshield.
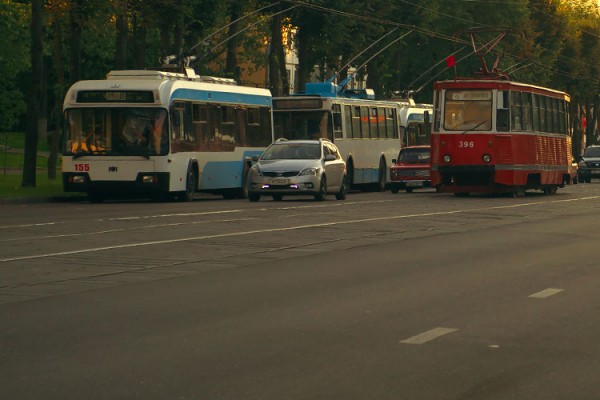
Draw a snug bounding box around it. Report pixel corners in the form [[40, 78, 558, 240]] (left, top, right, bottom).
[[274, 111, 332, 141], [63, 108, 169, 157]]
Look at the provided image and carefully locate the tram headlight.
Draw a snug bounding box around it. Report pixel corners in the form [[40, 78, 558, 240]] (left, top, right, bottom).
[[482, 154, 492, 163], [443, 154, 452, 163]]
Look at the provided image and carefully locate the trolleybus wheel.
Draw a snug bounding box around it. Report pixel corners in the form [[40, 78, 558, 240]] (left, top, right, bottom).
[[88, 191, 104, 203], [375, 159, 386, 192], [181, 165, 196, 202], [391, 185, 399, 194]]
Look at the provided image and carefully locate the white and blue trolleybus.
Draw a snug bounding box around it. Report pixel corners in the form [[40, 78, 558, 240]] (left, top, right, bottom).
[[62, 69, 273, 202], [273, 82, 401, 191]]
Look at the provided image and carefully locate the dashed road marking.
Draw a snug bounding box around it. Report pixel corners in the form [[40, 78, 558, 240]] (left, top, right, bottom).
[[400, 327, 459, 345], [529, 288, 564, 299]]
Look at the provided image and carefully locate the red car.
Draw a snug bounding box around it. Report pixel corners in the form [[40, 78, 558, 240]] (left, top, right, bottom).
[[390, 145, 431, 193]]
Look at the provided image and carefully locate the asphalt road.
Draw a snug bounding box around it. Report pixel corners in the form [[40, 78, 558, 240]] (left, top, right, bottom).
[[1, 184, 600, 399]]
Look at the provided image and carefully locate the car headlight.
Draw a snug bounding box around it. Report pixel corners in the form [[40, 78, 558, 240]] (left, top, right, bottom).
[[299, 167, 319, 176], [250, 167, 262, 176]]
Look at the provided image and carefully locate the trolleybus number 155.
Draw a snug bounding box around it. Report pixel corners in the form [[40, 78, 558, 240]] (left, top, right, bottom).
[[74, 163, 90, 172]]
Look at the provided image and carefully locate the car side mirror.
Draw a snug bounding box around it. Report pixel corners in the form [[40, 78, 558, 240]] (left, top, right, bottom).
[[324, 154, 336, 162], [251, 155, 260, 162], [392, 159, 397, 163]]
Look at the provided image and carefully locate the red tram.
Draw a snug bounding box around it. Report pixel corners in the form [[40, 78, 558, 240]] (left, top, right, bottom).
[[430, 28, 574, 197], [430, 79, 573, 197]]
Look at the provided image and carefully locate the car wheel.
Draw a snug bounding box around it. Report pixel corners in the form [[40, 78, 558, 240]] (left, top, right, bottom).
[[315, 176, 327, 201], [248, 193, 260, 202], [405, 187, 414, 193], [335, 175, 348, 200], [272, 194, 283, 201], [391, 185, 399, 194]]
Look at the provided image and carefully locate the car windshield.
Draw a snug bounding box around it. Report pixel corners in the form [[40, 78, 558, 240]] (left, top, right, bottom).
[[261, 143, 321, 160], [398, 148, 430, 164], [584, 147, 600, 157]]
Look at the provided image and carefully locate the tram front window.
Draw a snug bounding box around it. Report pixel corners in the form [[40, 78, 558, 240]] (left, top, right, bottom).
[[443, 90, 492, 131], [63, 108, 169, 156]]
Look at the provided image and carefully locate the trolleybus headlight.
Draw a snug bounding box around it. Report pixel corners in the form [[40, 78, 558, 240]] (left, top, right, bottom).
[[482, 154, 492, 163], [71, 175, 85, 184], [443, 154, 452, 163], [141, 175, 158, 184]]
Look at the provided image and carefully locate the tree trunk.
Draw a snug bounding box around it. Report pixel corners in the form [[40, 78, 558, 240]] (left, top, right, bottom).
[[132, 15, 147, 69], [23, 0, 44, 187], [225, 2, 243, 80], [269, 12, 284, 96], [115, 0, 128, 70], [48, 21, 65, 181], [68, 0, 82, 84], [296, 26, 310, 92]]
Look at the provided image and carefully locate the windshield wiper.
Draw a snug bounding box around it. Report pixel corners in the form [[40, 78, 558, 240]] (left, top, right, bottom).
[[461, 120, 488, 134]]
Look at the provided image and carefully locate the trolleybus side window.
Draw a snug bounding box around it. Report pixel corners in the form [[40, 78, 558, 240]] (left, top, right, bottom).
[[344, 105, 353, 139], [333, 104, 343, 139], [361, 106, 370, 138], [352, 106, 361, 138]]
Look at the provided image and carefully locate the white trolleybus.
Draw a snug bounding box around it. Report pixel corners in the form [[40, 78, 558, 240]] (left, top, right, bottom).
[[62, 69, 273, 202], [273, 82, 402, 191]]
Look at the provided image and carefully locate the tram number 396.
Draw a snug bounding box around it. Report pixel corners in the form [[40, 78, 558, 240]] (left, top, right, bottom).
[[458, 141, 475, 148]]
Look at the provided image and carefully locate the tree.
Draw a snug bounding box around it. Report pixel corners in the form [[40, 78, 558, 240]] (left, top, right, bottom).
[[22, 0, 44, 188], [0, 1, 29, 132]]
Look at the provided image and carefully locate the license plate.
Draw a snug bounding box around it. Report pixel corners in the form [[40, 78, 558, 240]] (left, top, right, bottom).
[[271, 178, 290, 185], [406, 181, 421, 187]]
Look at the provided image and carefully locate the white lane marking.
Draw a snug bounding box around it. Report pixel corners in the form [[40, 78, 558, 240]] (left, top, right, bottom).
[[0, 218, 255, 243], [1, 196, 600, 263], [0, 222, 58, 229], [400, 327, 459, 345], [106, 209, 244, 220], [529, 288, 564, 299]]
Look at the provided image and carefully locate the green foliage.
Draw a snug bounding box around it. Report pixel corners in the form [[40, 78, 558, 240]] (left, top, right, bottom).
[[7, 0, 600, 135], [0, 1, 30, 131]]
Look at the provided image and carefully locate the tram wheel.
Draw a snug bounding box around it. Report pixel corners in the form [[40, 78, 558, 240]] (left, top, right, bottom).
[[512, 187, 526, 198]]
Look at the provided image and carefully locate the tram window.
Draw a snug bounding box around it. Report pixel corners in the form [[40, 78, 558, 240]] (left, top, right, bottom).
[[558, 100, 566, 134], [532, 95, 541, 132], [497, 91, 509, 132], [521, 92, 533, 131], [552, 98, 560, 134], [434, 91, 441, 131], [510, 91, 522, 131], [444, 90, 492, 131]]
